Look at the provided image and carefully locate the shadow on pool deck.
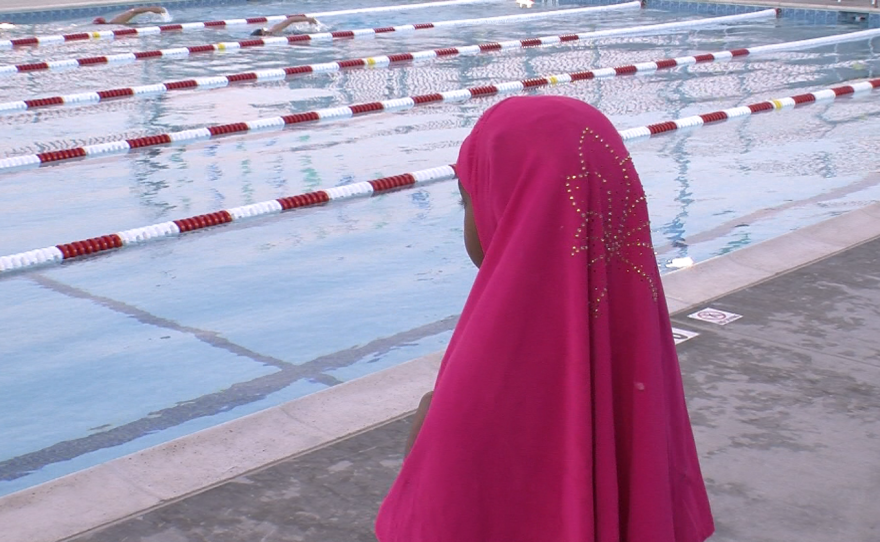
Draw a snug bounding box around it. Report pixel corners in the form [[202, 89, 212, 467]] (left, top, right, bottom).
[[61, 219, 880, 542]]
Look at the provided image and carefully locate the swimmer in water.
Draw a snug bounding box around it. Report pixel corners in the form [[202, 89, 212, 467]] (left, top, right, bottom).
[[251, 15, 319, 36], [93, 6, 170, 25]]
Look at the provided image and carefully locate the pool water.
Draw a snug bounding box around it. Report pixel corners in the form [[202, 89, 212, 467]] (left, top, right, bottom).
[[0, 0, 878, 496]]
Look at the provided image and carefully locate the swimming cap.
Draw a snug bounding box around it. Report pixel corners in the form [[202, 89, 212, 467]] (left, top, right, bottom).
[[93, 17, 107, 24]]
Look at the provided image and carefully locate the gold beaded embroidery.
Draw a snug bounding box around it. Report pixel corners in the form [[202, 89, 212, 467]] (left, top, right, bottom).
[[567, 126, 658, 317]]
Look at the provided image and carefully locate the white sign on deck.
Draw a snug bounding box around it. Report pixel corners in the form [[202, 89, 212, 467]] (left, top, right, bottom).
[[687, 307, 742, 326], [671, 327, 700, 345]]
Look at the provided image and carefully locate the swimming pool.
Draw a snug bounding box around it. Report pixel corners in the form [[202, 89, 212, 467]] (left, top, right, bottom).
[[0, 0, 878, 496]]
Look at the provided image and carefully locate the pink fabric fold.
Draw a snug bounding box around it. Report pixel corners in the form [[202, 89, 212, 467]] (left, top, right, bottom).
[[376, 95, 713, 542]]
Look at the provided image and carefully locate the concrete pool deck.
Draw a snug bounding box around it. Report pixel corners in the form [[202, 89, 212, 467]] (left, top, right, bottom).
[[0, 0, 878, 540], [2, 189, 879, 542]]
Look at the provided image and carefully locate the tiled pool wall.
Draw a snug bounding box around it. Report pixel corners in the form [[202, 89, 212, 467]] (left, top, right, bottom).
[[646, 0, 880, 26], [651, 0, 879, 26], [0, 0, 878, 32]]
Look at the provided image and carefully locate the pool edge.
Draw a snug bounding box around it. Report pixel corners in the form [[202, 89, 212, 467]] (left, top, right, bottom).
[[0, 351, 445, 542], [1, 193, 878, 542]]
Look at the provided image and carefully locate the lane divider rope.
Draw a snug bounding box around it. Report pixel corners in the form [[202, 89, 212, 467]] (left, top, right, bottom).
[[7, 27, 861, 173], [0, 3, 641, 76], [0, 0, 507, 49], [616, 79, 879, 140], [1, 77, 877, 275], [0, 9, 793, 113], [0, 165, 455, 275]]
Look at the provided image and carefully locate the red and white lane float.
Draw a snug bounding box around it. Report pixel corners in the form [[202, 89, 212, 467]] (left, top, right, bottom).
[[0, 0, 511, 49], [0, 164, 456, 274], [616, 79, 880, 140], [3, 35, 869, 173], [1, 77, 878, 275], [0, 3, 641, 76], [0, 9, 799, 113]]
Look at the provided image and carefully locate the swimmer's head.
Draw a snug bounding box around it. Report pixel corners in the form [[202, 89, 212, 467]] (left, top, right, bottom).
[[251, 28, 270, 36], [93, 17, 107, 24]]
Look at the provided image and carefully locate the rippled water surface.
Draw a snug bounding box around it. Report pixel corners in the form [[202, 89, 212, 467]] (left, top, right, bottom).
[[0, 0, 878, 495]]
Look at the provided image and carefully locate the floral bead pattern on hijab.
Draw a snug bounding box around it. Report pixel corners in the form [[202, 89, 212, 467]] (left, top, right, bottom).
[[377, 95, 713, 542], [565, 124, 658, 316]]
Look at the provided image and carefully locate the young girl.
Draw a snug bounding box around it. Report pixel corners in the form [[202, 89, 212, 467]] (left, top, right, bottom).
[[376, 95, 714, 542]]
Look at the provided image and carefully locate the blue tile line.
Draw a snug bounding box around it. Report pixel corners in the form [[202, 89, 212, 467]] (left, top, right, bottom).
[[2, 0, 878, 27]]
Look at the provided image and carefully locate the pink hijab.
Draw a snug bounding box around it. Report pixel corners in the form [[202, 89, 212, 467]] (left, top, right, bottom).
[[376, 96, 714, 542]]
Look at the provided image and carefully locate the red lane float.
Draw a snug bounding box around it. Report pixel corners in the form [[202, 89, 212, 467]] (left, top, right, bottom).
[[0, 3, 641, 77], [617, 79, 880, 140], [0, 0, 507, 49], [1, 37, 810, 172], [2, 77, 879, 275], [0, 165, 457, 273], [11, 8, 840, 115]]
